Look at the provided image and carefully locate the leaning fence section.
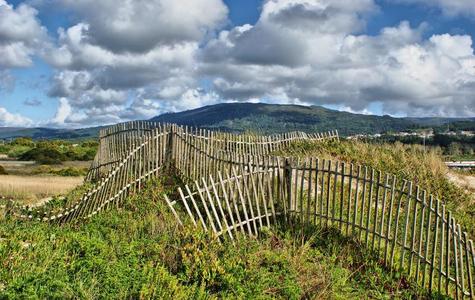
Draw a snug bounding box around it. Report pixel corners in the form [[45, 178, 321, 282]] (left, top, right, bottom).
[[165, 167, 281, 243], [168, 155, 475, 299], [9, 122, 337, 223], [86, 122, 338, 181], [283, 158, 475, 299], [11, 129, 169, 223]]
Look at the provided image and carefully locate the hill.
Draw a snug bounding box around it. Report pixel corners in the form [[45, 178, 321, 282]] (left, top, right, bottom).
[[151, 103, 474, 136], [0, 126, 101, 140], [1, 103, 474, 139]]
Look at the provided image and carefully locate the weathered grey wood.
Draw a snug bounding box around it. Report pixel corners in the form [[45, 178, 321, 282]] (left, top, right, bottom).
[[384, 175, 396, 264], [365, 168, 374, 246], [225, 172, 245, 234], [359, 166, 368, 240], [195, 180, 218, 234], [346, 163, 353, 236], [248, 165, 264, 230], [232, 168, 253, 236], [325, 160, 332, 227], [429, 198, 440, 291], [163, 195, 182, 226], [202, 177, 225, 235], [209, 175, 234, 242], [339, 162, 345, 231], [438, 204, 446, 294], [453, 217, 460, 299], [415, 190, 427, 282], [372, 170, 381, 251], [313, 158, 320, 226], [464, 237, 475, 298], [178, 187, 197, 227], [331, 161, 338, 226], [447, 211, 452, 294], [400, 181, 413, 271], [422, 194, 433, 287], [299, 160, 306, 225], [352, 165, 361, 236], [319, 159, 326, 226]]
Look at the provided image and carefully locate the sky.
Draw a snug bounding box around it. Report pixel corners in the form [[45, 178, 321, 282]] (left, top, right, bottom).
[[0, 0, 474, 128]]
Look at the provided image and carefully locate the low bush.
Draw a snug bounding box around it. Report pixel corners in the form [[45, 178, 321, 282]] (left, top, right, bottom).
[[19, 147, 66, 164], [3, 139, 97, 162], [53, 167, 86, 177]]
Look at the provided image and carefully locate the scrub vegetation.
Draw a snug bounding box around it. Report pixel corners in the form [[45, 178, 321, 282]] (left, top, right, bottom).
[[1, 138, 473, 299], [0, 178, 424, 299]]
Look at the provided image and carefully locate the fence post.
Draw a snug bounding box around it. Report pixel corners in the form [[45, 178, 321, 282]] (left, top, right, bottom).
[[284, 157, 292, 222], [166, 125, 175, 170]]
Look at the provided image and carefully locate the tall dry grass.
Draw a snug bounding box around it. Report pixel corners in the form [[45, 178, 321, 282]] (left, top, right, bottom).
[[0, 175, 83, 205], [277, 139, 475, 236]]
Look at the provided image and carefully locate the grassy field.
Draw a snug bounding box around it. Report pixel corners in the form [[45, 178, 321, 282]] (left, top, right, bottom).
[[0, 175, 83, 205], [0, 160, 91, 177], [1, 139, 471, 298], [0, 178, 425, 299]]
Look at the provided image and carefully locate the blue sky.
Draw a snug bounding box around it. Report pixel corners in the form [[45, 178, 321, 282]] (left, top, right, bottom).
[[0, 0, 474, 127]]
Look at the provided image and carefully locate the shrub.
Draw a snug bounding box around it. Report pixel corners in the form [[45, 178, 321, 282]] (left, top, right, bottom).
[[7, 145, 31, 158], [0, 165, 7, 175], [32, 165, 54, 175], [19, 147, 66, 164], [54, 167, 86, 177], [11, 137, 34, 147]]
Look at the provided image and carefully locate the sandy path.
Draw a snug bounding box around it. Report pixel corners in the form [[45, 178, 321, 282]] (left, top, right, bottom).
[[447, 172, 475, 195]]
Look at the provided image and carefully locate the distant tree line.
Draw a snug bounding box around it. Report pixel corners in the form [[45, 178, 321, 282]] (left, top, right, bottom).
[[0, 137, 98, 164]]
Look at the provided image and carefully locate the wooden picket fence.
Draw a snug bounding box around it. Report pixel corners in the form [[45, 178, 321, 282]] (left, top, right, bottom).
[[5, 120, 474, 299], [7, 122, 337, 223], [165, 125, 474, 299], [169, 154, 475, 299], [86, 121, 339, 181]]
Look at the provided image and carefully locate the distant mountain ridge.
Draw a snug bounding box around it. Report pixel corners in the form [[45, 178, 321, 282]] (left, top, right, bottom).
[[151, 103, 474, 136], [1, 103, 474, 139], [0, 126, 102, 140]]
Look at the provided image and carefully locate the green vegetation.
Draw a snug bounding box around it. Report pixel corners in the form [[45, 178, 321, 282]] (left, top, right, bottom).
[[0, 138, 97, 164], [0, 178, 426, 299], [3, 131, 473, 298], [277, 139, 475, 237], [0, 126, 101, 140], [153, 103, 415, 136], [371, 133, 475, 161], [152, 102, 475, 136], [32, 165, 88, 177], [1, 103, 474, 139]]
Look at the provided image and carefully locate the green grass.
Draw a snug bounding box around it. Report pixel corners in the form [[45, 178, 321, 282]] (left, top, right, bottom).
[[1, 177, 427, 299], [4, 138, 467, 299], [0, 138, 97, 163]]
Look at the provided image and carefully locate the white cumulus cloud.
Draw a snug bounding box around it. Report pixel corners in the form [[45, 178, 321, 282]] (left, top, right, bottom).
[[0, 0, 48, 68], [200, 0, 475, 117], [43, 0, 228, 126], [0, 106, 33, 127]]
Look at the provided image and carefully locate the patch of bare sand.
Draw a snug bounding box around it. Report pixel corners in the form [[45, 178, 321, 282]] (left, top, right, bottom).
[[447, 172, 475, 196]]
